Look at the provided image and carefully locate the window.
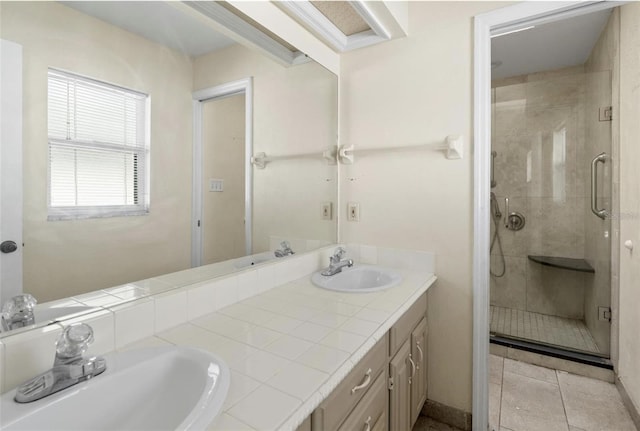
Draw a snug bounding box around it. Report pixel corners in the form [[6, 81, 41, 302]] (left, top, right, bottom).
[[47, 69, 149, 220]]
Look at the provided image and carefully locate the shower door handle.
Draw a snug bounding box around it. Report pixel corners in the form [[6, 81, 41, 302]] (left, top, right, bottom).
[[591, 152, 608, 220]]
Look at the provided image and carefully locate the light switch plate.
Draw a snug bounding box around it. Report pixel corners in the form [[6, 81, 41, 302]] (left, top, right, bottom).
[[347, 202, 359, 222], [321, 202, 332, 220], [209, 179, 224, 192]]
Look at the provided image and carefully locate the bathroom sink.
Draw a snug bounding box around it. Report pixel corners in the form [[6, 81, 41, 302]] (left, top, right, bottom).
[[311, 264, 402, 293], [0, 346, 230, 430]]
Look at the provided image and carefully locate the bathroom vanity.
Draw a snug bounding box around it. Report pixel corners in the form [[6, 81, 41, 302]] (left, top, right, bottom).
[[0, 245, 436, 431], [309, 292, 428, 431]]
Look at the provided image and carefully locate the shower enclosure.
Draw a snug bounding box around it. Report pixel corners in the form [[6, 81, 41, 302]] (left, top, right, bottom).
[[490, 67, 612, 358]]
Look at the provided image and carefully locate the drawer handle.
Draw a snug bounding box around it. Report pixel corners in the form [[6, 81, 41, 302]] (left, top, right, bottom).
[[409, 355, 416, 382], [363, 416, 372, 431], [351, 368, 372, 394], [416, 342, 424, 368]]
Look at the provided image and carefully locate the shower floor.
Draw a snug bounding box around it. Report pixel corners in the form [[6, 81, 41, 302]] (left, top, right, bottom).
[[490, 305, 600, 354]]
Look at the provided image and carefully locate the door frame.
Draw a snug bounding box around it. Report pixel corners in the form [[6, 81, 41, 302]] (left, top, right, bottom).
[[472, 2, 623, 430], [191, 78, 253, 267], [0, 39, 24, 305]]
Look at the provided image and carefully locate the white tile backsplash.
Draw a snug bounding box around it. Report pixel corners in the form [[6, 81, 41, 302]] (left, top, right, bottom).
[[236, 270, 259, 301], [2, 324, 63, 392], [154, 289, 188, 333], [187, 275, 238, 320], [378, 246, 436, 272], [111, 298, 155, 349], [255, 264, 276, 293]]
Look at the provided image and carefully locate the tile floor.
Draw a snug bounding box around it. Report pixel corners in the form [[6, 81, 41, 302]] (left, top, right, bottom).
[[490, 306, 599, 353], [490, 355, 637, 431], [413, 416, 464, 431]]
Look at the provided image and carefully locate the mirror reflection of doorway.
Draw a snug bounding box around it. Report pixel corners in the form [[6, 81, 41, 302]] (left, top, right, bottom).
[[201, 94, 246, 265]]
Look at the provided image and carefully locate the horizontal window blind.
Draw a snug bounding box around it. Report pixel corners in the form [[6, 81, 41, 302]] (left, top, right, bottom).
[[47, 69, 149, 220]]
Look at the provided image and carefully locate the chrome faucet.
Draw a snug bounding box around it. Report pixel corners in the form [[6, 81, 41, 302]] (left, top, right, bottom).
[[14, 323, 107, 403], [1, 294, 37, 331], [321, 247, 354, 276], [274, 241, 295, 258]]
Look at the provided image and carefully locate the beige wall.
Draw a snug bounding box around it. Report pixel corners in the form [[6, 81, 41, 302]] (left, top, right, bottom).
[[618, 0, 640, 416], [202, 95, 246, 264], [194, 44, 338, 254], [339, 1, 504, 413], [0, 2, 194, 302]]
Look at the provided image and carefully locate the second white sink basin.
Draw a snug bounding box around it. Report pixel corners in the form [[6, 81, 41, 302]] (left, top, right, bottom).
[[1, 346, 230, 431], [311, 264, 402, 293]]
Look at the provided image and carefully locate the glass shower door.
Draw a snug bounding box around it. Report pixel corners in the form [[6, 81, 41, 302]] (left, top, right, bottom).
[[489, 68, 612, 358]]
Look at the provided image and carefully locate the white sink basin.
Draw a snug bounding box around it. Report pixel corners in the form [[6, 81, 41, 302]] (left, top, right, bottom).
[[311, 264, 402, 293], [0, 346, 230, 430]]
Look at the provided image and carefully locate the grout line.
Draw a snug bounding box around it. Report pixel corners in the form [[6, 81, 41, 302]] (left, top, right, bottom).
[[556, 369, 572, 431]]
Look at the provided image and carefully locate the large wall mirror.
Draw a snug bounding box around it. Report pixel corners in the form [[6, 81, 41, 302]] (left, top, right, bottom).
[[0, 1, 338, 334]]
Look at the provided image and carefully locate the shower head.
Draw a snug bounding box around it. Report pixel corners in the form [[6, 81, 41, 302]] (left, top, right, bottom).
[[490, 192, 502, 219]]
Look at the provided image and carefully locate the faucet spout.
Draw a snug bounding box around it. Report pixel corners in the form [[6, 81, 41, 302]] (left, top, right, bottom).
[[321, 247, 354, 276], [274, 241, 295, 258], [14, 323, 107, 403]]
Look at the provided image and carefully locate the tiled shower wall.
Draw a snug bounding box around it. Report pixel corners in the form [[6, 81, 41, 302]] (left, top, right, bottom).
[[491, 57, 613, 355], [490, 66, 590, 321]]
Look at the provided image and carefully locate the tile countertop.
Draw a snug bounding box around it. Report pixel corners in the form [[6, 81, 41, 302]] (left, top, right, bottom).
[[125, 266, 436, 431]]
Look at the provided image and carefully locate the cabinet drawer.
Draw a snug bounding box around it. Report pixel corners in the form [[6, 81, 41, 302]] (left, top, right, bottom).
[[338, 371, 388, 431], [389, 292, 427, 356], [312, 333, 388, 431]]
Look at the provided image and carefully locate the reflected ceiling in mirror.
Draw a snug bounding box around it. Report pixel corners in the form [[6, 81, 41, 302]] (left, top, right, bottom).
[[0, 1, 337, 333]]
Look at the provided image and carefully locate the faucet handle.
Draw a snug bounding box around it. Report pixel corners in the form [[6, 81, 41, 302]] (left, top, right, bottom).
[[56, 323, 94, 360], [334, 247, 346, 259], [2, 294, 37, 316], [280, 241, 291, 250]]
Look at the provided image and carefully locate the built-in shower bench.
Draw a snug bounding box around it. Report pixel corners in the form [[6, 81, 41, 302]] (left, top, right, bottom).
[[527, 255, 595, 273]]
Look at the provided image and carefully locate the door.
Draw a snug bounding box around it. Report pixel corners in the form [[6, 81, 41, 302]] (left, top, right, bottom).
[[411, 317, 428, 425], [0, 39, 23, 305], [201, 94, 246, 265], [389, 339, 411, 431]]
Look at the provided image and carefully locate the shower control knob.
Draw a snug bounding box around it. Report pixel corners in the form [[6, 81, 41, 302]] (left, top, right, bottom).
[[624, 240, 633, 251]]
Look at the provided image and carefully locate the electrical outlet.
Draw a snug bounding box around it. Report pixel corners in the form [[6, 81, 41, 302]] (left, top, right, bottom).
[[347, 202, 360, 222], [321, 202, 332, 220]]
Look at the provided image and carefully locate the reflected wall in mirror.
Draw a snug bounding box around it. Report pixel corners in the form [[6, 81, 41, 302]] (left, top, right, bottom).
[[0, 1, 337, 310]]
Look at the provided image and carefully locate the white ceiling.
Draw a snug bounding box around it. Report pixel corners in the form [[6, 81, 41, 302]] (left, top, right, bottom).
[[491, 9, 612, 80], [61, 1, 236, 57]]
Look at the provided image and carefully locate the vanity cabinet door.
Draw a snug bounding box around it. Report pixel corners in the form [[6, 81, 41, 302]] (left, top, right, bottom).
[[389, 339, 412, 431], [410, 317, 428, 426]]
